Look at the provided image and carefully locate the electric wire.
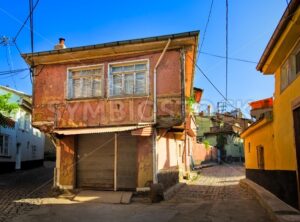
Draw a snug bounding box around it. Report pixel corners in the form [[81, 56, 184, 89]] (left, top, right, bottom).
[[186, 53, 241, 113], [199, 0, 214, 54], [225, 0, 229, 100], [13, 0, 40, 42], [0, 68, 29, 75], [200, 51, 257, 64]]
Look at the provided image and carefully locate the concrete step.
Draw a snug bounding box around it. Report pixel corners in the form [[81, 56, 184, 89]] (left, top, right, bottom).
[[73, 190, 132, 204]]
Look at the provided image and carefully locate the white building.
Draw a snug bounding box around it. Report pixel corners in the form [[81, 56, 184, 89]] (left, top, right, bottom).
[[0, 86, 44, 173]]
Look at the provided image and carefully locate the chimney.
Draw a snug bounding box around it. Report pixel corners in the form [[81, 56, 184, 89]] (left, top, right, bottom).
[[207, 105, 211, 116], [54, 38, 66, 50]]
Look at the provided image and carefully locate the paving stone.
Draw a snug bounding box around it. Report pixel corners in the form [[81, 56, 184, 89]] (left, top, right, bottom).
[[0, 165, 53, 222]]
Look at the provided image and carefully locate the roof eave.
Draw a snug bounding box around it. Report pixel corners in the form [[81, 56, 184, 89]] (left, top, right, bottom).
[[256, 0, 300, 73], [22, 31, 200, 65]]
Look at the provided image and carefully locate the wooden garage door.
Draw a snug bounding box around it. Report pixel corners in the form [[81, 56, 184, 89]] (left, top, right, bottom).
[[77, 133, 115, 189], [117, 132, 137, 190]]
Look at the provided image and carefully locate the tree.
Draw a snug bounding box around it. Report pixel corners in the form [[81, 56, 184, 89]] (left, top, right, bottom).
[[0, 93, 19, 116], [216, 134, 227, 161]]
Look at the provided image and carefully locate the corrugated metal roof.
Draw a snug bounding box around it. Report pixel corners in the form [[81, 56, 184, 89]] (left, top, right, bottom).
[[131, 126, 153, 136], [22, 31, 199, 58], [54, 125, 152, 135]]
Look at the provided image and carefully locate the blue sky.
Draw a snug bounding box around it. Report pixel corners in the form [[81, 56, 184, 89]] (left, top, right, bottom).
[[0, 0, 287, 114]]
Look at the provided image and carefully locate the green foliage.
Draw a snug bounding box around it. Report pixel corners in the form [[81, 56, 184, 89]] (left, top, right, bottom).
[[203, 140, 210, 150], [216, 134, 227, 150], [0, 93, 19, 115], [187, 96, 196, 112]]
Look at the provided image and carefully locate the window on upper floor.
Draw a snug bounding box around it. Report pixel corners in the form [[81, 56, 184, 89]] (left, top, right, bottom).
[[19, 112, 30, 131], [296, 49, 300, 75], [108, 61, 148, 97], [0, 134, 9, 156], [67, 65, 104, 99], [280, 43, 300, 92]]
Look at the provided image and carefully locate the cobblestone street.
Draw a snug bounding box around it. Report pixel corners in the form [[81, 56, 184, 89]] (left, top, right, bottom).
[[169, 164, 250, 202], [0, 162, 54, 222], [9, 164, 271, 222]]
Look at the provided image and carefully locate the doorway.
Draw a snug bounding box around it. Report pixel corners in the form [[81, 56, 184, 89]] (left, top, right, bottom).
[[293, 106, 300, 208], [76, 132, 137, 190]]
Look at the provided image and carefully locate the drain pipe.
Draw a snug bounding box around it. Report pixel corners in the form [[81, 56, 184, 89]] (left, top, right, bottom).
[[152, 39, 171, 184]]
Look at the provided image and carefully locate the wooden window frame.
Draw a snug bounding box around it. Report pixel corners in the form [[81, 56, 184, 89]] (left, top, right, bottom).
[[107, 59, 150, 98], [0, 134, 9, 157], [66, 64, 104, 100], [280, 41, 300, 93]]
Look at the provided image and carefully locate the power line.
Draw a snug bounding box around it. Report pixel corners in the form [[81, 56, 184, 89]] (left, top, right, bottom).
[[200, 51, 257, 64], [29, 0, 35, 84], [29, 0, 34, 55], [0, 0, 40, 84], [12, 41, 32, 84], [13, 0, 40, 42], [199, 0, 214, 54], [185, 53, 253, 122], [225, 0, 229, 101], [0, 68, 29, 75], [186, 53, 251, 118], [186, 53, 237, 110], [5, 42, 17, 89]]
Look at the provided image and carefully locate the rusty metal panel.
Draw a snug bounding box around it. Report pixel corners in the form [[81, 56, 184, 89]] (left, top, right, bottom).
[[54, 125, 152, 135], [77, 133, 114, 189], [117, 132, 137, 190], [131, 126, 153, 136]]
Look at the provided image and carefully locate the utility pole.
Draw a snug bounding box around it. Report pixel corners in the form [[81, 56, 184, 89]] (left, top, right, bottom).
[[29, 0, 34, 82]]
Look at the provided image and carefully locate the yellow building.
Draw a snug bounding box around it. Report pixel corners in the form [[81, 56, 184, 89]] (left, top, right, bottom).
[[241, 0, 300, 209]]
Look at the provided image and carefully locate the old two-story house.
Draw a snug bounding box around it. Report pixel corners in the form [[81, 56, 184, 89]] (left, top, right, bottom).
[[241, 0, 300, 209], [0, 86, 45, 173], [22, 31, 199, 191]]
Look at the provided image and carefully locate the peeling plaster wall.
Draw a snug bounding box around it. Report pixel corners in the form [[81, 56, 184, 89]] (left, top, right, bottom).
[[57, 135, 76, 189], [32, 50, 183, 129], [136, 136, 153, 187], [156, 131, 183, 171]]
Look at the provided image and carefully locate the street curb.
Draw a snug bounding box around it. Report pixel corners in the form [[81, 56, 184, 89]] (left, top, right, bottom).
[[193, 162, 218, 170], [163, 182, 185, 200], [240, 179, 300, 222]]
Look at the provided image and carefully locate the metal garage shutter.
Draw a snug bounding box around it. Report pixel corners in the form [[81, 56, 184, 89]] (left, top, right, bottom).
[[77, 133, 115, 189], [117, 132, 137, 190]]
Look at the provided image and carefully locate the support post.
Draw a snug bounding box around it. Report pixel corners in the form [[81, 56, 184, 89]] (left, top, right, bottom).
[[114, 133, 118, 191]]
